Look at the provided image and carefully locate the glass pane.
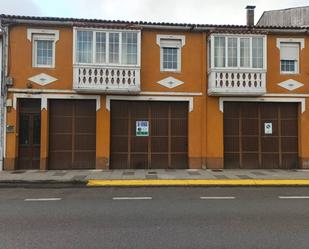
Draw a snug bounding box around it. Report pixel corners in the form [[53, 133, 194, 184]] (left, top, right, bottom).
[[214, 37, 225, 67], [252, 37, 263, 68], [122, 32, 138, 65], [36, 40, 53, 66], [281, 60, 296, 72], [109, 33, 119, 63], [227, 37, 237, 67], [19, 115, 29, 145], [162, 47, 178, 70], [240, 38, 250, 67], [33, 115, 41, 145], [76, 31, 93, 63], [96, 32, 106, 63]]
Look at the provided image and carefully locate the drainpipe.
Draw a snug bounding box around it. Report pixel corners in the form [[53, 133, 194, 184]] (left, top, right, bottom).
[[0, 35, 2, 170], [0, 24, 9, 171]]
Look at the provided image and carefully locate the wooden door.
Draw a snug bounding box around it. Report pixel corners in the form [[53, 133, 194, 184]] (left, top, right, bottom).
[[18, 99, 41, 169], [49, 100, 96, 170], [224, 102, 298, 169], [110, 101, 188, 169]]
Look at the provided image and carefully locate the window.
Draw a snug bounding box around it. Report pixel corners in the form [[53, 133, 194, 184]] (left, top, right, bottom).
[[34, 37, 53, 67], [157, 35, 185, 72], [96, 32, 106, 63], [109, 33, 119, 64], [212, 35, 265, 69], [280, 43, 299, 74], [240, 38, 250, 67], [252, 37, 264, 68], [214, 37, 225, 67], [122, 32, 138, 64], [76, 31, 93, 64], [75, 29, 140, 66], [27, 29, 59, 68], [227, 37, 237, 67]]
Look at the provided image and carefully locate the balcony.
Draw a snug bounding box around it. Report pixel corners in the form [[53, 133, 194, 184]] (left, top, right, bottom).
[[73, 65, 140, 94], [208, 69, 266, 96]]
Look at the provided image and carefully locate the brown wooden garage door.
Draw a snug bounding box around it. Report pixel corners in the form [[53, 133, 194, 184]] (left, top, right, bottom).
[[110, 101, 188, 169], [49, 100, 96, 170], [224, 102, 298, 169]]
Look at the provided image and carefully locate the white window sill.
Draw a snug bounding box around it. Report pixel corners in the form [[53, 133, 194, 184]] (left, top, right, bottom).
[[33, 65, 55, 69], [280, 71, 299, 75]]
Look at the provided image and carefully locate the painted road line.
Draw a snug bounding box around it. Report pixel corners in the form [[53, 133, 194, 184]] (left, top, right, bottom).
[[87, 179, 309, 187], [279, 196, 309, 199], [24, 198, 62, 201], [200, 196, 235, 200], [112, 197, 152, 200]]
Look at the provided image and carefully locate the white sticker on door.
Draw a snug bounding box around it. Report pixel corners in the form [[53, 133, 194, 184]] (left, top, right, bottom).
[[264, 122, 272, 134]]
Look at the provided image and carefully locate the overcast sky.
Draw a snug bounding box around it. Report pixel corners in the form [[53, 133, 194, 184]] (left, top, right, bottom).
[[1, 0, 308, 25]]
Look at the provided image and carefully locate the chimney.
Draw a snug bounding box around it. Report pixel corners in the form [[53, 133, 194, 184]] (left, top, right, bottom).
[[246, 5, 256, 26]]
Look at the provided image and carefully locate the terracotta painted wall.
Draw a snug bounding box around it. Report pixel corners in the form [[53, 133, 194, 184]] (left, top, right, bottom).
[[5, 25, 207, 170], [141, 30, 204, 93], [205, 34, 309, 169], [9, 25, 73, 90], [266, 34, 309, 93]]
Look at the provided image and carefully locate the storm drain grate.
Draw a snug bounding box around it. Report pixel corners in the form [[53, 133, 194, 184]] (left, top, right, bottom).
[[251, 171, 266, 176], [214, 175, 229, 179], [53, 172, 68, 176], [147, 171, 157, 175], [10, 170, 26, 174], [188, 171, 201, 176], [212, 169, 223, 172], [266, 169, 278, 173], [146, 175, 158, 179], [122, 171, 135, 176], [72, 175, 87, 181], [236, 175, 252, 179]]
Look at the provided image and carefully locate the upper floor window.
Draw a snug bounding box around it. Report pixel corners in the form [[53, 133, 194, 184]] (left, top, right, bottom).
[[280, 43, 299, 74], [156, 35, 185, 72], [27, 29, 59, 68], [277, 38, 304, 75], [74, 28, 140, 66], [211, 35, 265, 69]]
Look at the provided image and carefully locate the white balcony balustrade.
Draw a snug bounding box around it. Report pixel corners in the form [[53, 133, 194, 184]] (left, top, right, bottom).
[[208, 70, 266, 96], [73, 66, 140, 93]]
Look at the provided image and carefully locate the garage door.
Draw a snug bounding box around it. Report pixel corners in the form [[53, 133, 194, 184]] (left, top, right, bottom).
[[49, 100, 96, 169], [110, 101, 188, 169], [224, 102, 298, 169]]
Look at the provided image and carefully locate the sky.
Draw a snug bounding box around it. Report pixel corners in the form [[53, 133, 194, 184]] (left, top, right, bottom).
[[1, 0, 309, 25]]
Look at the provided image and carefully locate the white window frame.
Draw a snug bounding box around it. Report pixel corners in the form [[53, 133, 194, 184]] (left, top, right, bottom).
[[276, 38, 305, 75], [73, 27, 141, 67], [27, 29, 59, 68], [156, 34, 185, 72], [209, 34, 267, 71]]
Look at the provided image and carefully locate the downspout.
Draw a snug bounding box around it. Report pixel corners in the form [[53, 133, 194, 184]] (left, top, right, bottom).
[[0, 34, 2, 170], [1, 24, 9, 171]]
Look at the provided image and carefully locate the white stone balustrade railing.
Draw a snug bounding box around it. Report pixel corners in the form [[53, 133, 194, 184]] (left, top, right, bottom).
[[73, 65, 140, 93], [208, 69, 266, 96]]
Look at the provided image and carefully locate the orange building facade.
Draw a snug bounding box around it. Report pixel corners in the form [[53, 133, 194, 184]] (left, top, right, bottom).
[[1, 15, 309, 171]]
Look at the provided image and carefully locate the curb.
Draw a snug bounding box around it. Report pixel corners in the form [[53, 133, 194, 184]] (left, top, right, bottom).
[[87, 179, 309, 187], [0, 180, 87, 188]]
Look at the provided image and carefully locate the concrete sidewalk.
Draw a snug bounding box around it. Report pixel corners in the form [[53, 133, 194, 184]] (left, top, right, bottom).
[[1, 169, 309, 187]]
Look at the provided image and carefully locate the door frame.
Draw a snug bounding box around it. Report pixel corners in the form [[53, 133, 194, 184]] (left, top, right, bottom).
[[223, 101, 300, 169], [17, 99, 41, 170]]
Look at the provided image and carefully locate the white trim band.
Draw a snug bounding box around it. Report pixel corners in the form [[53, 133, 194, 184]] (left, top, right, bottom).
[[219, 97, 306, 113], [106, 95, 194, 112], [13, 93, 101, 111]]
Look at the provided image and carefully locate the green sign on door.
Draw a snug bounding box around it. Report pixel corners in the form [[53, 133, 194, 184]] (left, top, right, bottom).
[[136, 121, 149, 136]]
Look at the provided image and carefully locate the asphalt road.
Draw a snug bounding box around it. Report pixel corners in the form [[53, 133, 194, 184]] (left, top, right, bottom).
[[1, 187, 309, 249]]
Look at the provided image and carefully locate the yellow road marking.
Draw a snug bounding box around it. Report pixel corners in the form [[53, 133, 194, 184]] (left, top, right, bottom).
[[87, 179, 309, 187]]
